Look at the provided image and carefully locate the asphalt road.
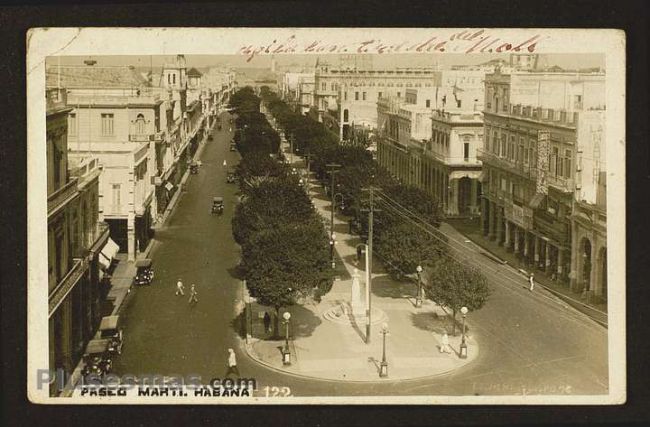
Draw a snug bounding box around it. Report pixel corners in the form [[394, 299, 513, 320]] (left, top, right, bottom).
[[113, 113, 608, 397]]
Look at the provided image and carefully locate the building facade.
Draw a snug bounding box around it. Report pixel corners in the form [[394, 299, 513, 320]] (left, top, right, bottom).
[[47, 65, 163, 260], [47, 88, 112, 395], [313, 60, 443, 141], [478, 68, 606, 290], [377, 80, 486, 217]]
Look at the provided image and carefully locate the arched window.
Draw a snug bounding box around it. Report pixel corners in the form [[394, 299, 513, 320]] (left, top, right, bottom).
[[135, 113, 146, 134]]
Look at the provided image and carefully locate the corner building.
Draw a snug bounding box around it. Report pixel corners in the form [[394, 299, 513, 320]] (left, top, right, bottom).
[[478, 68, 605, 288]]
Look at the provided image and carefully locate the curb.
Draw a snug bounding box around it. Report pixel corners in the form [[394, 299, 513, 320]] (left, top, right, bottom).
[[445, 223, 608, 327], [241, 337, 477, 385]]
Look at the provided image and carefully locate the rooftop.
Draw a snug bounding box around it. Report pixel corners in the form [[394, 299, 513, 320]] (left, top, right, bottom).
[[46, 65, 150, 89]]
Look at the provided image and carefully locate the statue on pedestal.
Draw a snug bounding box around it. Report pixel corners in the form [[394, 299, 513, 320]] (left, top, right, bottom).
[[351, 268, 364, 315]]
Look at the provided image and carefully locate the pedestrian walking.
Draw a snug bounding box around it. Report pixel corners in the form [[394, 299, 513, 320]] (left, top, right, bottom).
[[188, 284, 198, 304], [529, 273, 535, 291], [440, 332, 452, 354], [225, 348, 240, 377], [263, 312, 271, 334], [175, 279, 185, 296], [223, 159, 227, 167]]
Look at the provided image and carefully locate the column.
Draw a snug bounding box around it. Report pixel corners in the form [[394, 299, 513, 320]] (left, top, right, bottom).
[[524, 231, 530, 259], [504, 221, 511, 249], [450, 178, 459, 216], [488, 201, 495, 239], [589, 245, 598, 301], [470, 179, 478, 215], [495, 207, 503, 245], [127, 213, 136, 262], [514, 226, 520, 254], [481, 198, 489, 236], [533, 235, 540, 266], [557, 249, 564, 279], [545, 241, 551, 271]]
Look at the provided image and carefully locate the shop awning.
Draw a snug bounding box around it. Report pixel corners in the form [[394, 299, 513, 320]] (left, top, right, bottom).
[[529, 193, 546, 209], [99, 238, 119, 270]]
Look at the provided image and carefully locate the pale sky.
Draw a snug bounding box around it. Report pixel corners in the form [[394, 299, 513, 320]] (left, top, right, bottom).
[[49, 53, 604, 71]]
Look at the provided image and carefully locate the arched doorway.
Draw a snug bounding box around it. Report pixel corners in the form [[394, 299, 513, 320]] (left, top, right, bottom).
[[580, 238, 592, 291], [598, 247, 607, 301]]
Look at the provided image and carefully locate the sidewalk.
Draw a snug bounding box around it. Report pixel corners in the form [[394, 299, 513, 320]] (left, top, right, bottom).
[[445, 217, 607, 326], [244, 151, 479, 382]]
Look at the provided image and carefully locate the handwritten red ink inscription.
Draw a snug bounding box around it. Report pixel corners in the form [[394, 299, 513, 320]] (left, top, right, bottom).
[[238, 30, 544, 62]]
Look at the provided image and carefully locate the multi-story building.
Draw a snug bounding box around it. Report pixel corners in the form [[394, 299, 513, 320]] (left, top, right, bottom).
[[477, 68, 606, 287], [570, 111, 607, 302], [279, 72, 314, 110], [378, 79, 486, 216], [46, 65, 163, 260], [47, 87, 113, 395], [313, 59, 443, 140]]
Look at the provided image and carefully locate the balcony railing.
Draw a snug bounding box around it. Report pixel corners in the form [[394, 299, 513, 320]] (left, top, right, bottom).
[[49, 258, 86, 317], [477, 149, 538, 180], [48, 178, 79, 217], [546, 175, 574, 193]]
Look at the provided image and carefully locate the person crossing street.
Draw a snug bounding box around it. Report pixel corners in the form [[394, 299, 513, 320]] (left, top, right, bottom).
[[175, 278, 185, 296], [529, 273, 535, 292], [225, 348, 240, 377], [188, 284, 198, 304]]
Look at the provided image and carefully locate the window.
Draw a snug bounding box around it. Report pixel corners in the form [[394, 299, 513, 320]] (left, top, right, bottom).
[[173, 74, 176, 84], [344, 91, 348, 101], [524, 143, 529, 164], [331, 83, 335, 91], [565, 149, 572, 178], [69, 113, 76, 136], [500, 135, 507, 157], [168, 74, 171, 84], [426, 99, 430, 108], [378, 91, 382, 98], [355, 92, 359, 101], [111, 184, 121, 212], [464, 142, 469, 160], [551, 147, 559, 176], [322, 82, 326, 90], [362, 92, 366, 101], [135, 113, 146, 134], [397, 92, 401, 97], [101, 113, 114, 136]]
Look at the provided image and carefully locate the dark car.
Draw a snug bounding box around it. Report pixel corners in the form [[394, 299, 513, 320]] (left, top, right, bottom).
[[229, 143, 237, 152]]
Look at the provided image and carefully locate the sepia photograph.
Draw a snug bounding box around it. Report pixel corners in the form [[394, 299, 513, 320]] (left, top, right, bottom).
[[26, 28, 625, 404]]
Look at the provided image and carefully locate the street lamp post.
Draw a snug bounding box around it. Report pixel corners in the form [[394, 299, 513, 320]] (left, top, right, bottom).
[[459, 306, 468, 359], [329, 232, 336, 269], [415, 265, 423, 308], [379, 322, 389, 377], [282, 311, 292, 365], [356, 243, 372, 344]]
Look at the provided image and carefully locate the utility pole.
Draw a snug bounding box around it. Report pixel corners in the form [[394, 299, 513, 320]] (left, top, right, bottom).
[[361, 185, 381, 344], [326, 163, 341, 269]]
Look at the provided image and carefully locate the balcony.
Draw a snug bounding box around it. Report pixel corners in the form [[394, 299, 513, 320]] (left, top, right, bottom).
[[477, 149, 537, 180], [87, 221, 111, 254], [547, 175, 574, 193], [533, 211, 570, 245], [129, 133, 155, 143], [49, 258, 86, 317], [48, 178, 79, 218]]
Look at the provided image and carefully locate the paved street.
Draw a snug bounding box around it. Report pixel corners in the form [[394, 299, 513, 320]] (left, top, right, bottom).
[[112, 115, 608, 397]]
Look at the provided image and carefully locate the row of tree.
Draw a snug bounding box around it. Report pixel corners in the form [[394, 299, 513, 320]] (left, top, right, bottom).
[[229, 87, 334, 336], [260, 88, 490, 327]]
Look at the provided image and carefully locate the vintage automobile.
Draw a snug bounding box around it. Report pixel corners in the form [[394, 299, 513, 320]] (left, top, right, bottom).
[[133, 259, 154, 286], [212, 196, 224, 215], [99, 315, 123, 355], [229, 143, 237, 152], [189, 161, 199, 174], [226, 171, 236, 184], [81, 339, 113, 377]]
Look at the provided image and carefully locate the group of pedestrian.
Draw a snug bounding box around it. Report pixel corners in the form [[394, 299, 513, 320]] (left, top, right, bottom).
[[175, 278, 241, 377], [175, 278, 198, 305]]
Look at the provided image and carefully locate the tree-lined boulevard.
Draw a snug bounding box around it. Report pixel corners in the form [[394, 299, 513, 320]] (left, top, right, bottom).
[[111, 88, 608, 396]]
